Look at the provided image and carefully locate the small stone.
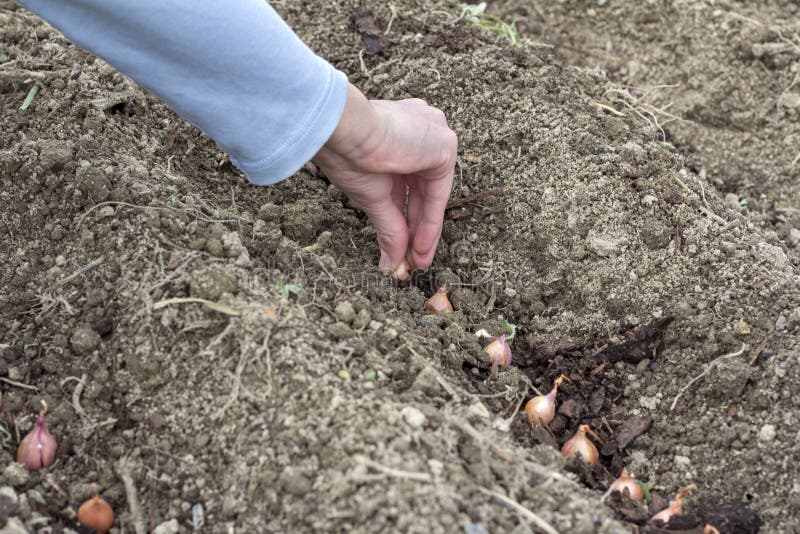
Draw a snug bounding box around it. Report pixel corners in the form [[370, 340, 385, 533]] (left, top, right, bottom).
[[279, 467, 312, 496], [92, 317, 114, 337], [467, 402, 491, 421], [757, 424, 776, 442], [334, 301, 356, 324], [327, 322, 354, 340], [205, 238, 224, 257], [7, 365, 26, 382], [353, 308, 372, 330], [0, 517, 27, 534], [148, 413, 166, 430], [779, 93, 800, 109], [97, 205, 115, 218], [38, 140, 74, 170], [587, 230, 626, 257], [787, 228, 800, 247], [70, 327, 101, 355], [674, 455, 691, 467], [152, 519, 180, 534], [383, 327, 399, 341], [400, 406, 426, 429], [1, 464, 29, 488], [733, 319, 751, 335], [0, 486, 19, 523], [776, 315, 787, 331], [368, 320, 383, 331], [724, 193, 741, 212], [192, 503, 205, 530]]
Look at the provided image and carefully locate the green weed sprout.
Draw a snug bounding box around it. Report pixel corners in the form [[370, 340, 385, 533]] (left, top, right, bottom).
[[459, 3, 521, 45]]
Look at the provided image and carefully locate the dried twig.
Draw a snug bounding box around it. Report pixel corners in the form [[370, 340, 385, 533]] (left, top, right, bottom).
[[116, 457, 147, 534], [0, 377, 38, 391], [353, 455, 432, 482], [61, 374, 88, 420], [478, 487, 560, 534], [446, 188, 511, 209], [215, 345, 249, 420], [670, 344, 747, 411], [588, 100, 624, 116], [53, 257, 105, 289], [749, 333, 774, 366]]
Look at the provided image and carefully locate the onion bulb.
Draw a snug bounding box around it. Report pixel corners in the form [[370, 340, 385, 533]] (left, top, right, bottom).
[[609, 468, 644, 502], [525, 374, 571, 426], [77, 486, 114, 533], [424, 285, 453, 315], [561, 424, 602, 467], [703, 525, 721, 534], [17, 400, 57, 471], [651, 485, 695, 525], [484, 335, 512, 378]]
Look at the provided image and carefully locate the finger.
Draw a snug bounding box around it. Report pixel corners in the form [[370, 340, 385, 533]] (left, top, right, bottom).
[[408, 176, 451, 269], [360, 195, 410, 279], [390, 176, 407, 215], [406, 177, 423, 246], [425, 106, 449, 127], [405, 98, 429, 107], [408, 135, 456, 269]]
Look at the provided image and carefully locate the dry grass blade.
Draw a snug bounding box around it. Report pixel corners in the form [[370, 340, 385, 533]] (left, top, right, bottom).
[[153, 297, 243, 316], [478, 487, 560, 534]]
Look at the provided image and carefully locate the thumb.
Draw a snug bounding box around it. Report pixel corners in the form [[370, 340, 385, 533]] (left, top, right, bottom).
[[361, 197, 411, 281]]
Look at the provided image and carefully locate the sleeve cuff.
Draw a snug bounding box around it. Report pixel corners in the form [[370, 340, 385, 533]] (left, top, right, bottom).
[[229, 65, 349, 186]]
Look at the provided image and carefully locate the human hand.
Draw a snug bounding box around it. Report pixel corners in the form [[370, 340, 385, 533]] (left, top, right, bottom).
[[313, 83, 457, 281]]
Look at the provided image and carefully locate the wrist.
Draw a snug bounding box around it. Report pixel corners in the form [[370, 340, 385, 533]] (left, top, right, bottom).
[[313, 83, 382, 170]]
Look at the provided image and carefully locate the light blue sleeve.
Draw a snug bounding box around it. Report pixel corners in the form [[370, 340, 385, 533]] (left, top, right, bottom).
[[18, 0, 349, 185]]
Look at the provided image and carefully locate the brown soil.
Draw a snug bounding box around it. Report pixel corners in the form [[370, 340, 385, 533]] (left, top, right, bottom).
[[1, 0, 798, 533]]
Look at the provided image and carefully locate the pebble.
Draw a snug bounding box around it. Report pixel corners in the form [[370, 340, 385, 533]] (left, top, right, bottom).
[[724, 193, 741, 211], [368, 320, 384, 331], [400, 406, 426, 429], [0, 517, 27, 534], [97, 205, 115, 218], [279, 467, 312, 496], [0, 486, 19, 523], [758, 424, 776, 442], [788, 228, 800, 247], [467, 402, 491, 421], [334, 301, 356, 324], [733, 319, 751, 335], [70, 326, 101, 355], [192, 503, 205, 530], [674, 455, 691, 467], [353, 308, 372, 330], [1, 464, 29, 488], [779, 93, 800, 109], [152, 519, 180, 534]]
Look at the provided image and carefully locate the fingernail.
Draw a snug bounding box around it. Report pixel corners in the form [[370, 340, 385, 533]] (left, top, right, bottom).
[[392, 260, 409, 281], [379, 249, 392, 275]]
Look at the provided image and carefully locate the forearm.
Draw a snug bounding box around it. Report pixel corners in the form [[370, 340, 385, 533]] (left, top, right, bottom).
[[19, 0, 349, 184]]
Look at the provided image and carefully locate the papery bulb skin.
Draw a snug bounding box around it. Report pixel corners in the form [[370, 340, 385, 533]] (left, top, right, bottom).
[[561, 424, 600, 467], [484, 335, 512, 367], [424, 286, 453, 315], [525, 390, 557, 426], [609, 468, 644, 502], [525, 375, 570, 426], [17, 407, 57, 471], [77, 489, 114, 533], [651, 486, 694, 525]]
